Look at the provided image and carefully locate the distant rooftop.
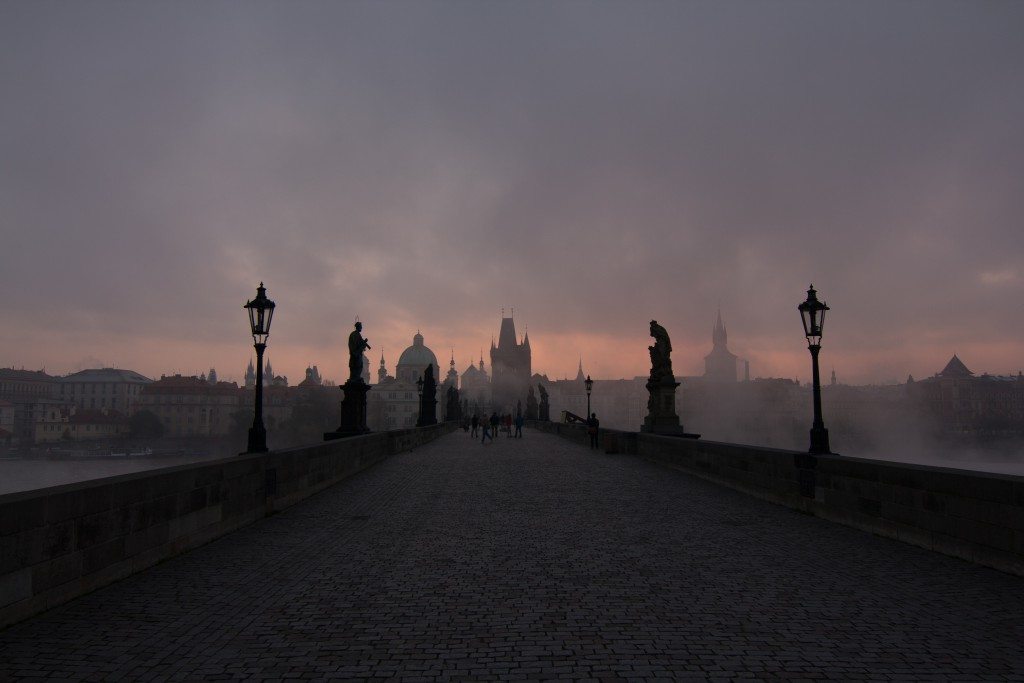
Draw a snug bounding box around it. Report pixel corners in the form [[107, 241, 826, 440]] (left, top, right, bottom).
[[61, 368, 153, 383]]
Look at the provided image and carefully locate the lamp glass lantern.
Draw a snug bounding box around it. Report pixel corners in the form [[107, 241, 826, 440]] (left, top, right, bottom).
[[244, 282, 276, 345], [798, 284, 828, 346], [584, 375, 593, 396]]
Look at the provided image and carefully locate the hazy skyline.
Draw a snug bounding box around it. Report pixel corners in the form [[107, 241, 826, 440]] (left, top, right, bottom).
[[3, 1, 1023, 386]]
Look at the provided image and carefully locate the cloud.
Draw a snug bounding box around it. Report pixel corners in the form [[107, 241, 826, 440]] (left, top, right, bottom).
[[2, 1, 1024, 384]]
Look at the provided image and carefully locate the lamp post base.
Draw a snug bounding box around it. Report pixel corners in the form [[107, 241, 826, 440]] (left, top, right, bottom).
[[246, 425, 267, 454], [809, 427, 830, 455]]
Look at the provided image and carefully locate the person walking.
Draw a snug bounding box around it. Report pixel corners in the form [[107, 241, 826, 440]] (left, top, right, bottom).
[[489, 412, 500, 441], [504, 413, 513, 438], [471, 414, 479, 438], [481, 416, 492, 444], [514, 413, 524, 438], [586, 412, 600, 450]]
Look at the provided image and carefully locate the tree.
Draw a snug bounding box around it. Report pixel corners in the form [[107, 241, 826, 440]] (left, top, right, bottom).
[[130, 410, 164, 439]]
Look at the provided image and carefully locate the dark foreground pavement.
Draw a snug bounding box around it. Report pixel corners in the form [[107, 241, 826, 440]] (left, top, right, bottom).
[[1, 430, 1022, 681]]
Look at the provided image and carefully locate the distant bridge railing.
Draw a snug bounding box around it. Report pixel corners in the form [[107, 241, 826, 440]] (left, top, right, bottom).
[[531, 420, 1024, 577], [0, 423, 456, 629]]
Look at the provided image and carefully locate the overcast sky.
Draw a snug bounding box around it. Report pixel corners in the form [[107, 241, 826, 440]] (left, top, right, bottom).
[[2, 1, 1022, 385]]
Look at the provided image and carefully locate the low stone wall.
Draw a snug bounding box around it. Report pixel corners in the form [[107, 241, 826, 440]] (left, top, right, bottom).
[[531, 421, 1024, 576], [0, 424, 454, 628]]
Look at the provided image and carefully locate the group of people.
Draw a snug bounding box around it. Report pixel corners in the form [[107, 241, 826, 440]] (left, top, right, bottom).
[[466, 412, 524, 443]]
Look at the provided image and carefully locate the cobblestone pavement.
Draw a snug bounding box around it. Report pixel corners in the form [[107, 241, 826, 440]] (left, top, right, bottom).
[[2, 430, 1023, 681]]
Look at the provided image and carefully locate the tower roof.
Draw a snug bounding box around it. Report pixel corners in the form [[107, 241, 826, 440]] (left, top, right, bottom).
[[497, 316, 518, 350], [938, 354, 973, 378]]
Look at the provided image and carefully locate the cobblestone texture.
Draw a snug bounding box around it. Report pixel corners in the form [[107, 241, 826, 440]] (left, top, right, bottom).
[[1, 430, 1022, 681]]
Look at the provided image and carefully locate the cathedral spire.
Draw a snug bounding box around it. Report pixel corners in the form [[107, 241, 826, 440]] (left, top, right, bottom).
[[713, 308, 728, 348], [576, 357, 585, 382]]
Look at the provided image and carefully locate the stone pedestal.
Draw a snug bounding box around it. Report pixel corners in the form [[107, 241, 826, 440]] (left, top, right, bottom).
[[642, 375, 690, 436], [324, 380, 371, 440]]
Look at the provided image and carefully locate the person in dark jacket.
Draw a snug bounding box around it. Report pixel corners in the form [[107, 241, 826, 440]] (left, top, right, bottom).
[[586, 413, 600, 450]]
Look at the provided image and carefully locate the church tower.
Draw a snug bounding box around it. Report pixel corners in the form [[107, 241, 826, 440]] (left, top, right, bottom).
[[490, 311, 532, 411], [377, 352, 388, 383], [244, 359, 255, 389], [704, 309, 738, 382]]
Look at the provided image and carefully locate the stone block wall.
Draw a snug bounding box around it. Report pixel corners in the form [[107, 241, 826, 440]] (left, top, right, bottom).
[[0, 424, 453, 628], [531, 421, 1024, 576]]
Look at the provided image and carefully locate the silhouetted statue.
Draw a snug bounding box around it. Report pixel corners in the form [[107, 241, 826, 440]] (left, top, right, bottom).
[[642, 320, 691, 436], [525, 385, 539, 420], [648, 319, 673, 381], [326, 321, 373, 440], [348, 322, 371, 384], [538, 383, 550, 421], [445, 385, 461, 422], [417, 365, 438, 427]]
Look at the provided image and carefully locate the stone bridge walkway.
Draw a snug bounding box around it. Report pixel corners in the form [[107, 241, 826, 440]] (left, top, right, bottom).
[[1, 430, 1023, 681]]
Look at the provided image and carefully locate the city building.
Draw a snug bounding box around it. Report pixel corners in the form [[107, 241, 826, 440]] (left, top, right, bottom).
[[460, 354, 491, 416], [35, 408, 130, 443], [367, 353, 419, 431], [909, 355, 1024, 435], [0, 369, 67, 444], [136, 375, 244, 437], [59, 368, 152, 414]]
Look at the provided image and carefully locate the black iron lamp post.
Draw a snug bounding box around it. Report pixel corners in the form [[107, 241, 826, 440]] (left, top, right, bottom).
[[244, 282, 275, 453], [798, 284, 831, 454], [584, 375, 594, 418], [416, 376, 424, 427]]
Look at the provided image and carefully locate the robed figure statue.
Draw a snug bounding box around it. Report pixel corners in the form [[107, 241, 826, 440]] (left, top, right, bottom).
[[648, 319, 674, 382], [348, 322, 371, 383]]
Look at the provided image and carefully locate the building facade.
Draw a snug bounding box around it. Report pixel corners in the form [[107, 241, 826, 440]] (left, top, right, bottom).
[[59, 368, 152, 414], [136, 375, 244, 437]]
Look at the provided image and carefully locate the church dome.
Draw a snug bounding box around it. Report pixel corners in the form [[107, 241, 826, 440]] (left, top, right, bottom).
[[398, 332, 438, 368], [396, 332, 439, 383]]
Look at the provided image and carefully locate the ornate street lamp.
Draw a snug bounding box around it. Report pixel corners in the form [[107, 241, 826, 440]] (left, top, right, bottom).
[[416, 376, 424, 427], [798, 284, 830, 454], [584, 374, 594, 419], [243, 282, 275, 453]]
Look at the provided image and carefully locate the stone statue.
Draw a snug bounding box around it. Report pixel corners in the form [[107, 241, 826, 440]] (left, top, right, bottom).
[[642, 319, 686, 435], [348, 322, 371, 383], [538, 383, 550, 421], [648, 319, 674, 381], [525, 385, 539, 420], [445, 385, 461, 422]]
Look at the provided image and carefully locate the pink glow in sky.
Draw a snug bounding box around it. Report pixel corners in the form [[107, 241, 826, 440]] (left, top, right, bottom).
[[2, 2, 1023, 386]]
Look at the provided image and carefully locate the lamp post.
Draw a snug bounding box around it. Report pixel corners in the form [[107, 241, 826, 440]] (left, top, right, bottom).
[[798, 284, 830, 454], [243, 282, 275, 453], [584, 374, 593, 419], [416, 376, 424, 427]]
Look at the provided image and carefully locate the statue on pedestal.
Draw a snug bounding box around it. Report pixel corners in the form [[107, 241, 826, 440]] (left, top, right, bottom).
[[525, 385, 539, 420], [538, 383, 550, 422], [417, 365, 438, 427], [325, 321, 373, 440], [642, 320, 692, 436], [445, 385, 461, 423]]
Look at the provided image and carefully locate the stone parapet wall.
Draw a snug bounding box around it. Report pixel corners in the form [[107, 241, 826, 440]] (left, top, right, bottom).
[[530, 420, 1024, 576], [0, 424, 454, 628]]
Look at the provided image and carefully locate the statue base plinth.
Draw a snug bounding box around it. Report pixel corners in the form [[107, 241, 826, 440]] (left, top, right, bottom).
[[324, 380, 372, 441], [642, 376, 698, 437]]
